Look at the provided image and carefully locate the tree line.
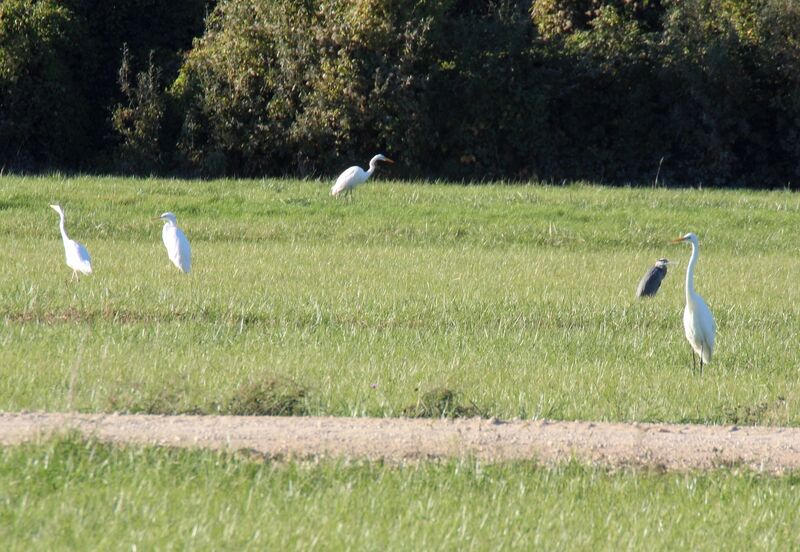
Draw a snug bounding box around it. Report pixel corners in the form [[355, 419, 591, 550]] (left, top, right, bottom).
[[1, 0, 798, 187]]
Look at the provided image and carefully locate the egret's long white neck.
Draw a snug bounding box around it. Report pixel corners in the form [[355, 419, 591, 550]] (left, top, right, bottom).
[[685, 239, 699, 303], [56, 211, 69, 242], [366, 161, 378, 179]]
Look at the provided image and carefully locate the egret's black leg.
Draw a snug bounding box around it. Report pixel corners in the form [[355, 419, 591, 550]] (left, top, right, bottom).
[[700, 344, 704, 375]]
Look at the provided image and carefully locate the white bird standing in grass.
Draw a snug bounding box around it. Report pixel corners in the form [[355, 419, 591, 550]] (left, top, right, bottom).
[[672, 232, 716, 371], [50, 204, 92, 280], [331, 154, 394, 198], [157, 212, 191, 273]]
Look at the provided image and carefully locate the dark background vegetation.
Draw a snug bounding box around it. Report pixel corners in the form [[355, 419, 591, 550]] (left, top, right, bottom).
[[0, 0, 798, 186]]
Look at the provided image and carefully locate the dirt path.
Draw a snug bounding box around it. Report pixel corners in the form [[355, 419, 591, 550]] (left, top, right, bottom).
[[1, 412, 799, 473]]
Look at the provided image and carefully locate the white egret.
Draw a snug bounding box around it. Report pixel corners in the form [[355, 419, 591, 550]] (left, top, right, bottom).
[[156, 212, 191, 273], [672, 232, 716, 371], [330, 154, 394, 198], [50, 204, 92, 280]]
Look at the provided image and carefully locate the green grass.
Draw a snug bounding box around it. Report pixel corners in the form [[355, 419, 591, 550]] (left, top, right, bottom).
[[1, 437, 799, 550], [1, 174, 799, 423], [3, 176, 799, 549]]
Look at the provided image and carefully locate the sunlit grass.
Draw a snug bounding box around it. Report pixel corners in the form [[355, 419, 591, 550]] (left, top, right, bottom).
[[1, 175, 799, 422], [1, 437, 799, 551]]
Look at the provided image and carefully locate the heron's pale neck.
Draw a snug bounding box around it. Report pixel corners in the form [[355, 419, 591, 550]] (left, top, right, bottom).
[[685, 239, 699, 303], [366, 161, 378, 178], [56, 211, 69, 242]]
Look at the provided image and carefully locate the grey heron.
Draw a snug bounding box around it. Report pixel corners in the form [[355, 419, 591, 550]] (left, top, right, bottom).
[[636, 258, 671, 298]]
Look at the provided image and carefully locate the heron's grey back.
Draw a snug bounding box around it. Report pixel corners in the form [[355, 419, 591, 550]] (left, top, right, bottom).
[[636, 265, 667, 297]]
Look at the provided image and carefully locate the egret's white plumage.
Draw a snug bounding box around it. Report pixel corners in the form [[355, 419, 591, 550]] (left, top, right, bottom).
[[673, 232, 716, 369], [50, 204, 92, 279], [331, 154, 393, 198], [158, 212, 191, 273]]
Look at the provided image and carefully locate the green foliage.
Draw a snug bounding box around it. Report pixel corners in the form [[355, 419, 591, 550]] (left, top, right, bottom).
[[425, 1, 550, 179], [0, 0, 799, 183], [531, 0, 664, 39], [60, 0, 210, 168], [0, 0, 208, 171], [111, 47, 166, 174], [173, 0, 442, 176], [0, 0, 89, 169], [528, 0, 800, 184], [167, 0, 800, 185]]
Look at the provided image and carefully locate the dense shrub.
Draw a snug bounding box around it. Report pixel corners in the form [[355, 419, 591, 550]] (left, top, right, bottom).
[[0, 0, 209, 171], [111, 47, 167, 174], [0, 0, 89, 170], [531, 0, 665, 38], [651, 0, 796, 183], [172, 1, 557, 179], [529, 0, 800, 184], [0, 0, 798, 185], [424, 1, 550, 179], [763, 1, 800, 180], [60, 0, 211, 171], [172, 0, 442, 176], [167, 0, 799, 185]]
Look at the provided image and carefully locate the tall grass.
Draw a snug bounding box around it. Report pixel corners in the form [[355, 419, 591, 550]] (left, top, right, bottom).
[[1, 175, 799, 423]]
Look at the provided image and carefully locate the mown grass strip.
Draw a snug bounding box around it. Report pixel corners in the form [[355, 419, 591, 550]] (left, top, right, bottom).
[[1, 436, 799, 550]]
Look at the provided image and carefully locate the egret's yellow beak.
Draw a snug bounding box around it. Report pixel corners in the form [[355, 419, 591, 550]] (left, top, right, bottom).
[[670, 236, 685, 244], [383, 158, 394, 164], [152, 216, 163, 221]]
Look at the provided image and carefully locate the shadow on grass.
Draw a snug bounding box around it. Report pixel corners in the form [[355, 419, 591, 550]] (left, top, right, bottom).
[[677, 397, 789, 426], [106, 377, 309, 416], [223, 378, 307, 416], [722, 397, 787, 426], [106, 386, 201, 415], [402, 387, 485, 419], [107, 382, 486, 419]]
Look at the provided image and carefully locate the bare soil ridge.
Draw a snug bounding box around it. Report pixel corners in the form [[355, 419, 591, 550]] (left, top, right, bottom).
[[2, 413, 799, 473]]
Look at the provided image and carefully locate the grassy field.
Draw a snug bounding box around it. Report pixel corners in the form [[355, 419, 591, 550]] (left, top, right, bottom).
[[1, 174, 799, 423], [3, 175, 799, 548], [1, 436, 798, 550]]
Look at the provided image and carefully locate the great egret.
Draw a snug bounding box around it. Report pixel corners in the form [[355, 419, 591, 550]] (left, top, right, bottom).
[[636, 258, 671, 298], [50, 204, 92, 280], [330, 154, 394, 198], [156, 212, 191, 273], [672, 232, 716, 371]]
